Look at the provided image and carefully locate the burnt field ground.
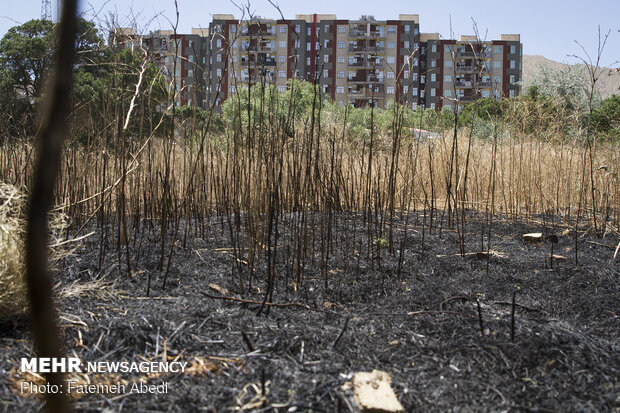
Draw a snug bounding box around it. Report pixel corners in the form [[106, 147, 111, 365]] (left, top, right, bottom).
[[1, 211, 619, 412]]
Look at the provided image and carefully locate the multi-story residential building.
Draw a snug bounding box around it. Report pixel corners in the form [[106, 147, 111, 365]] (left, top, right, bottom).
[[110, 28, 208, 108], [205, 14, 421, 109], [419, 33, 522, 111], [111, 15, 521, 111]]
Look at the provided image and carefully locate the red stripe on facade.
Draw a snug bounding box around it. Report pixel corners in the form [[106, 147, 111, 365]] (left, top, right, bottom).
[[310, 14, 317, 83]]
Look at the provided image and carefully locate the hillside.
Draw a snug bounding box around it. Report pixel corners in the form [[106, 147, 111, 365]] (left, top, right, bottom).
[[522, 54, 620, 99]]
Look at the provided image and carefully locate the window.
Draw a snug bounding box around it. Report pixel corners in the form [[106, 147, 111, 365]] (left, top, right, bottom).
[[336, 86, 344, 94], [279, 25, 287, 33], [510, 60, 516, 69], [444, 75, 452, 82], [230, 85, 236, 94], [216, 39, 222, 48], [403, 85, 409, 93], [388, 41, 396, 49], [430, 103, 435, 109], [481, 90, 490, 98], [509, 89, 515, 98], [405, 25, 410, 33], [413, 58, 418, 66], [420, 89, 425, 98], [337, 56, 345, 63], [338, 41, 345, 49], [404, 70, 409, 79], [445, 89, 452, 97], [307, 43, 311, 51], [323, 69, 329, 78], [493, 61, 502, 69], [295, 25, 300, 33], [445, 45, 452, 53], [230, 25, 237, 33], [216, 54, 222, 62], [324, 54, 329, 63], [188, 69, 193, 77], [493, 75, 501, 84], [404, 40, 410, 49], [430, 88, 435, 97], [387, 56, 395, 64], [445, 60, 453, 68], [510, 45, 516, 54], [278, 70, 286, 78], [307, 57, 311, 65], [279, 41, 286, 48], [324, 24, 329, 32], [431, 59, 436, 68], [388, 26, 396, 33], [216, 68, 222, 77], [387, 86, 394, 94], [348, 71, 354, 79], [404, 56, 409, 64], [412, 73, 418, 81], [493, 46, 502, 54], [338, 25, 346, 33], [430, 73, 436, 82], [278, 55, 285, 63], [188, 55, 194, 62], [307, 28, 311, 35], [510, 74, 516, 84], [412, 87, 418, 96], [387, 72, 395, 79], [431, 44, 437, 53], [414, 27, 419, 35], [421, 75, 425, 83], [188, 40, 193, 48], [278, 85, 286, 92]]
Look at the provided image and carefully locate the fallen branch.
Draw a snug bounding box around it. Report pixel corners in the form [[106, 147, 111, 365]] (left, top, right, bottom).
[[586, 240, 616, 250], [493, 301, 540, 312], [201, 292, 312, 310]]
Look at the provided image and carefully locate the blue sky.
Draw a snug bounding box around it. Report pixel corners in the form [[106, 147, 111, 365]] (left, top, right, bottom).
[[1, 0, 619, 66]]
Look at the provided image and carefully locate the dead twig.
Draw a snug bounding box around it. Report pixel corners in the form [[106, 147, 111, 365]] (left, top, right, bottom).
[[201, 292, 312, 310]]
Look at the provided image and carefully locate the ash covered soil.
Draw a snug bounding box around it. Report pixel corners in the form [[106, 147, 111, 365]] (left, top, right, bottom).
[[1, 212, 619, 412]]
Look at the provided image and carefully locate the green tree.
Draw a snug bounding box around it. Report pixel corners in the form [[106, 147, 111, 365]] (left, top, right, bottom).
[[589, 95, 620, 139], [0, 19, 54, 102]]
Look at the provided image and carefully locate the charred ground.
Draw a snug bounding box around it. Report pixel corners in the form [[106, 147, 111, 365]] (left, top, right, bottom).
[[1, 211, 619, 412]]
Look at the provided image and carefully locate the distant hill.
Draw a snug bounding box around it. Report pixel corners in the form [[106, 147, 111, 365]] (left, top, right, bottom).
[[522, 55, 620, 99]]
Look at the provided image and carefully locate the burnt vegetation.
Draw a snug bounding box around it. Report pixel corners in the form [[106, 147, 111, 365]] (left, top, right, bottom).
[[0, 4, 619, 413]]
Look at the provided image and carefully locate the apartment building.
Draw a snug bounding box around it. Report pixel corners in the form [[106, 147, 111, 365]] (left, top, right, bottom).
[[110, 27, 208, 107], [206, 14, 421, 109], [111, 15, 521, 111], [419, 33, 522, 110]]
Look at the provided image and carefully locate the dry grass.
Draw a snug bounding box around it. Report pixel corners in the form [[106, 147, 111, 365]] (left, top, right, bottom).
[[0, 183, 77, 321], [0, 183, 28, 319]]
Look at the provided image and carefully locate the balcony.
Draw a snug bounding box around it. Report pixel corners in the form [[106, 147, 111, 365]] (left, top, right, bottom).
[[240, 58, 276, 67], [457, 95, 476, 102], [455, 65, 479, 73]]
